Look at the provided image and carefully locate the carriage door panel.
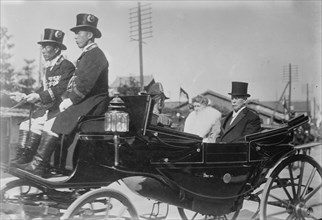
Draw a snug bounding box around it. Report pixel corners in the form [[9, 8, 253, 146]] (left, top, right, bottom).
[[204, 142, 249, 164]]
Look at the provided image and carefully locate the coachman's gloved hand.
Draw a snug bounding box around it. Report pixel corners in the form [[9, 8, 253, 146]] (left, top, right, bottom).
[[9, 92, 26, 103], [59, 98, 73, 112], [25, 93, 40, 103]]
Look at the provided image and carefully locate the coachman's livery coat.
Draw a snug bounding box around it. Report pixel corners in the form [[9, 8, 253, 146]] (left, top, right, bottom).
[[51, 45, 109, 134], [35, 56, 75, 119]]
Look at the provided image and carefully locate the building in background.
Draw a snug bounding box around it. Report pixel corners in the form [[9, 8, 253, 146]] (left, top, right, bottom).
[[110, 75, 155, 95], [165, 89, 316, 132], [0, 94, 29, 164]]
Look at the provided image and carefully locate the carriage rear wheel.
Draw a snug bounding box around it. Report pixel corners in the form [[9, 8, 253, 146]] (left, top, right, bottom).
[[61, 188, 139, 220], [260, 154, 322, 220]]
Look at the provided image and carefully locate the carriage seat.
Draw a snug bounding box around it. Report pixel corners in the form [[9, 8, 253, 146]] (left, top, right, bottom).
[[76, 95, 153, 135]]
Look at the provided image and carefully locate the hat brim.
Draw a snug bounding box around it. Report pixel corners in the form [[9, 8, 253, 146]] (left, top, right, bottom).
[[70, 26, 102, 38], [228, 93, 250, 97], [37, 40, 67, 50]]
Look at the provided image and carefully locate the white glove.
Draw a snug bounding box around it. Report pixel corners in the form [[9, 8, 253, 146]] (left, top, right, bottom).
[[9, 92, 26, 102], [59, 98, 73, 112], [25, 93, 40, 103]]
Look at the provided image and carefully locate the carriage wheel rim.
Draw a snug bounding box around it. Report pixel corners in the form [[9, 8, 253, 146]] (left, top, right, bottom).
[[259, 154, 322, 220]]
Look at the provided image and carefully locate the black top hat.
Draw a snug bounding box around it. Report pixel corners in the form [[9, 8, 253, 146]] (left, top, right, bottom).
[[70, 13, 101, 38], [228, 81, 250, 97], [37, 28, 67, 50], [148, 82, 169, 99]]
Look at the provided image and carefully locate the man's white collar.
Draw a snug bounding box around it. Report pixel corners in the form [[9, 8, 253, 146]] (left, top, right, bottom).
[[82, 42, 96, 52], [46, 54, 63, 68], [233, 106, 246, 117]]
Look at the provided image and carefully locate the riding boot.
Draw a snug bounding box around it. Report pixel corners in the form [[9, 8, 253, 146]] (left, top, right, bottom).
[[19, 132, 59, 177], [11, 132, 41, 166], [10, 130, 29, 164]]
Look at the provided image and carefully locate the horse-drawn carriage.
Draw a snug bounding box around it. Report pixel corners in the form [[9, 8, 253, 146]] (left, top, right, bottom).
[[1, 94, 321, 219]]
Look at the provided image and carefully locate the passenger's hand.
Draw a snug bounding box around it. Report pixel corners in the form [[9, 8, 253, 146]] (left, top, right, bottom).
[[157, 114, 172, 127], [59, 98, 73, 112], [9, 92, 26, 102], [25, 93, 40, 103]]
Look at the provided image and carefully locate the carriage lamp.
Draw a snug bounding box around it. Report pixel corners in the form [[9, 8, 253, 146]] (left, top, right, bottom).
[[104, 95, 129, 132], [104, 94, 129, 166]]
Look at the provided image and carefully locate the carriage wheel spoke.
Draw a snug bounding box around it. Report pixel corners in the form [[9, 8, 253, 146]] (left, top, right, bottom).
[[104, 197, 111, 218], [296, 160, 305, 197], [310, 214, 321, 220], [192, 212, 198, 220], [300, 167, 316, 199], [286, 213, 295, 220], [117, 206, 128, 218], [268, 194, 293, 208], [303, 182, 322, 202], [309, 202, 322, 208], [276, 176, 293, 202], [288, 164, 297, 197], [267, 209, 289, 218]]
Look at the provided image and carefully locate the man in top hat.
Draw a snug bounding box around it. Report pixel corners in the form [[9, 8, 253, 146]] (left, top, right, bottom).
[[10, 28, 75, 167], [20, 13, 109, 177], [216, 81, 261, 143], [147, 82, 172, 127]]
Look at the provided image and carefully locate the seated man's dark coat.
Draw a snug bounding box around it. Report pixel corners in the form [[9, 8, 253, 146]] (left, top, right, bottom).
[[216, 108, 261, 143]]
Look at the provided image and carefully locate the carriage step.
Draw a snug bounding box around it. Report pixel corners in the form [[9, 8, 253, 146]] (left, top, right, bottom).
[[139, 201, 168, 220]]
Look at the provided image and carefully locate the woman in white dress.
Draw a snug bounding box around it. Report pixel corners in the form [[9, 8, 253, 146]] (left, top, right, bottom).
[[184, 95, 221, 142]]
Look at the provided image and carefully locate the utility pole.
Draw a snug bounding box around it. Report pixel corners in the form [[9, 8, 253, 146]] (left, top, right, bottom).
[[313, 97, 316, 122], [271, 81, 289, 124], [306, 83, 310, 116], [283, 63, 298, 115], [129, 2, 153, 91], [288, 64, 292, 112]]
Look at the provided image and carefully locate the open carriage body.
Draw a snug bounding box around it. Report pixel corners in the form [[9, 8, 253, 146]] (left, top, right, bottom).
[[1, 95, 321, 220]]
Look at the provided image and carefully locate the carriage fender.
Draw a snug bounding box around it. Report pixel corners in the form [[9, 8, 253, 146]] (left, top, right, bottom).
[[122, 176, 192, 208], [122, 176, 178, 199]]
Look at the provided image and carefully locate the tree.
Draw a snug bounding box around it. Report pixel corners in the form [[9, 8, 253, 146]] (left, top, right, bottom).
[[0, 27, 36, 94], [0, 27, 15, 90], [13, 59, 36, 94], [117, 76, 141, 96]]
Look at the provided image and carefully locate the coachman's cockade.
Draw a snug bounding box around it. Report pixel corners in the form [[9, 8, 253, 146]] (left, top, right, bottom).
[[1, 94, 321, 220]]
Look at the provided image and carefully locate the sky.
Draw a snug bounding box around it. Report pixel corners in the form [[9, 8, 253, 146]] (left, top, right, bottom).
[[1, 0, 321, 109]]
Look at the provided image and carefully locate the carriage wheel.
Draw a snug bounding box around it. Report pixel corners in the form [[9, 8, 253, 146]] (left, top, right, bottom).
[[1, 179, 46, 202], [61, 188, 139, 220], [1, 179, 47, 218], [260, 154, 322, 220], [178, 207, 241, 220]]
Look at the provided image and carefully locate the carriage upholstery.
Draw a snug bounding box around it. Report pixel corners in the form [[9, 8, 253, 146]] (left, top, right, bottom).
[[76, 95, 153, 135]]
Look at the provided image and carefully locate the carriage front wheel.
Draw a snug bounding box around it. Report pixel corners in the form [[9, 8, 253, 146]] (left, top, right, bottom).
[[61, 188, 139, 220], [260, 154, 322, 220]]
